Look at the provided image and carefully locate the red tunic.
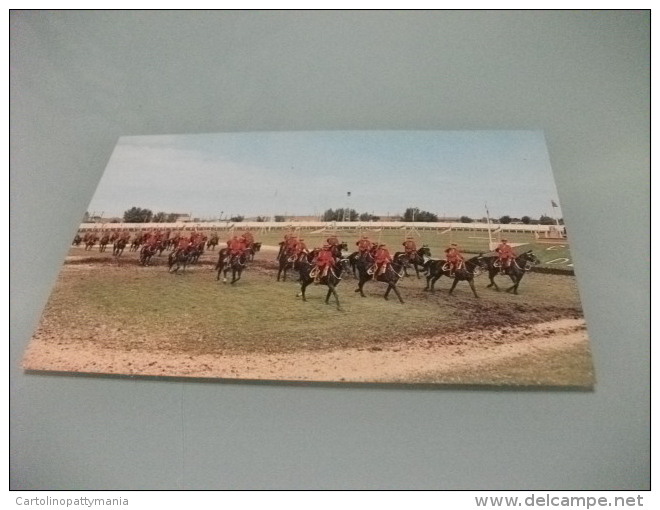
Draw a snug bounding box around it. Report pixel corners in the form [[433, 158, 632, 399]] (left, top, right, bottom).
[[316, 249, 334, 268], [445, 247, 464, 264], [375, 247, 392, 265], [496, 243, 515, 260]]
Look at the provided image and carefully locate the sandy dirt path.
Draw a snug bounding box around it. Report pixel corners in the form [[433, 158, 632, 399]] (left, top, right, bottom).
[[23, 318, 590, 386]]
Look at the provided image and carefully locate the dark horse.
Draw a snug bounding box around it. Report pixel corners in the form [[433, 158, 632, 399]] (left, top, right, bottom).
[[296, 258, 349, 310], [277, 250, 305, 282], [394, 245, 432, 278], [112, 238, 128, 257], [139, 244, 158, 266], [423, 255, 486, 298], [168, 247, 193, 274], [354, 252, 406, 304], [482, 250, 540, 295], [72, 234, 82, 246], [216, 248, 248, 284]]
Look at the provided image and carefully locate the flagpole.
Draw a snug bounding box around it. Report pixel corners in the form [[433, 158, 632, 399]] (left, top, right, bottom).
[[551, 199, 560, 226], [485, 203, 493, 251]]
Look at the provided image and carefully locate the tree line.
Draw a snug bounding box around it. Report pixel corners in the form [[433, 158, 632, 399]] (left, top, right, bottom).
[[86, 206, 562, 225]]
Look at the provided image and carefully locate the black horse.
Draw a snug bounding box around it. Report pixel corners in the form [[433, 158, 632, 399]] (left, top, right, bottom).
[[72, 234, 82, 246], [276, 250, 304, 282], [354, 252, 406, 304], [482, 250, 540, 294], [216, 248, 248, 284], [248, 242, 262, 261], [394, 245, 432, 278], [206, 234, 219, 250], [168, 248, 193, 274], [139, 244, 157, 266], [296, 258, 349, 310], [423, 255, 486, 298]]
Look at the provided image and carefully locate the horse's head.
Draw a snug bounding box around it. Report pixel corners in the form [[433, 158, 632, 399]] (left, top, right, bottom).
[[419, 245, 432, 259], [521, 250, 540, 270], [337, 257, 351, 273]]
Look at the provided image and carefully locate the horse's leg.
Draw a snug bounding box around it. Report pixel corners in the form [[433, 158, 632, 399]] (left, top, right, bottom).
[[297, 279, 310, 301], [430, 274, 441, 293], [423, 274, 431, 291], [468, 278, 479, 298], [448, 278, 459, 295], [388, 283, 404, 304], [355, 276, 368, 297], [326, 283, 341, 310], [506, 272, 521, 294], [413, 262, 421, 279], [487, 270, 500, 291]]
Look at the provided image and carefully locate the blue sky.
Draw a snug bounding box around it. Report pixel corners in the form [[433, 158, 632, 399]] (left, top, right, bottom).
[[87, 130, 562, 220]]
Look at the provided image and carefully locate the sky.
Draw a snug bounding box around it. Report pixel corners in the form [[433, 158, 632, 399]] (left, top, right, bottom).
[[86, 130, 563, 221]]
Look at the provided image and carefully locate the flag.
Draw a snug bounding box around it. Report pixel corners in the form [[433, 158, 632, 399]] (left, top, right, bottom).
[[551, 200, 558, 208]]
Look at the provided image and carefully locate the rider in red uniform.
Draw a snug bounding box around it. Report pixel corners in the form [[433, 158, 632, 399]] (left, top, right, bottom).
[[292, 237, 308, 261], [356, 235, 373, 255], [373, 243, 392, 279], [403, 236, 417, 256], [228, 235, 246, 258], [444, 243, 465, 276], [495, 239, 516, 271], [314, 244, 335, 283]]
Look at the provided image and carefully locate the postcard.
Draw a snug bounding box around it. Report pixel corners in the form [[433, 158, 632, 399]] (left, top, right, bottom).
[[22, 131, 594, 387]]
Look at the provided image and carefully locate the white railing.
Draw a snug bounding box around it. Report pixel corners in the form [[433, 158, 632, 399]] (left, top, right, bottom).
[[78, 221, 561, 233]]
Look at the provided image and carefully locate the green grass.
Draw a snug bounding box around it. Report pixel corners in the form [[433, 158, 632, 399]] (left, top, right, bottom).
[[42, 252, 584, 357]]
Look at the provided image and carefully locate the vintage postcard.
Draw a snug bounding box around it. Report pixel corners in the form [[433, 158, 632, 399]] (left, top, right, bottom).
[[22, 131, 594, 387]]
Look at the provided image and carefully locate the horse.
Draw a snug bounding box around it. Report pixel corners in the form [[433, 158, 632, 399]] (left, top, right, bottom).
[[206, 234, 219, 250], [394, 245, 432, 278], [423, 255, 487, 298], [482, 250, 540, 294], [216, 248, 248, 284], [139, 244, 158, 266], [112, 238, 128, 257], [98, 234, 110, 252], [277, 250, 306, 282], [168, 247, 193, 274], [296, 257, 349, 310], [84, 234, 98, 251], [72, 234, 82, 246], [354, 252, 407, 304], [248, 242, 262, 261]]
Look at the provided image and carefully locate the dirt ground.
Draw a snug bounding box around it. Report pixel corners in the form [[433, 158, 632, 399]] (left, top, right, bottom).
[[23, 317, 590, 386]]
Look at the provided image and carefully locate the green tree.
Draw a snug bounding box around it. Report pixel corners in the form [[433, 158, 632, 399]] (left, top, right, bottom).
[[123, 207, 153, 223], [521, 215, 531, 224], [499, 215, 512, 224], [166, 213, 179, 223], [403, 207, 438, 222], [274, 215, 286, 222], [152, 212, 167, 222], [538, 215, 555, 225], [230, 215, 244, 222], [460, 215, 474, 223]]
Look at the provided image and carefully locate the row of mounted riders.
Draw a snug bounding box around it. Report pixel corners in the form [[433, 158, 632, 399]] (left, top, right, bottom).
[[274, 235, 540, 309], [71, 230, 247, 266]]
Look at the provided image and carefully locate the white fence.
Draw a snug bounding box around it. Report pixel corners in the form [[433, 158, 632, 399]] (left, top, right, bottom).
[[78, 221, 562, 234]]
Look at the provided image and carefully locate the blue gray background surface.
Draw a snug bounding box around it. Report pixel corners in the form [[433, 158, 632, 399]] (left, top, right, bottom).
[[10, 11, 650, 489]]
